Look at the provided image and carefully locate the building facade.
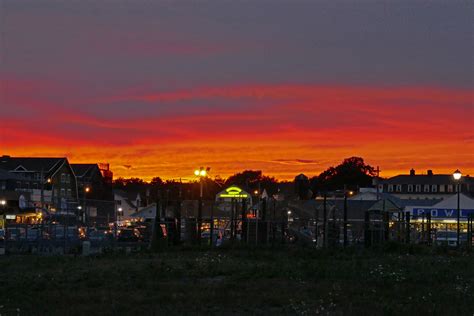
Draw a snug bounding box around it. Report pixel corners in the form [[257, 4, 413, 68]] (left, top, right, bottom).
[[379, 169, 473, 200], [71, 164, 114, 226], [0, 156, 79, 212]]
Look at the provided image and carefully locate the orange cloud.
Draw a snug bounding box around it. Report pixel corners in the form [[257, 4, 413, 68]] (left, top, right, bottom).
[[2, 83, 473, 181]]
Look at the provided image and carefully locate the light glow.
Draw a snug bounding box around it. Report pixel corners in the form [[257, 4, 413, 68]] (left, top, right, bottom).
[[453, 169, 462, 181]]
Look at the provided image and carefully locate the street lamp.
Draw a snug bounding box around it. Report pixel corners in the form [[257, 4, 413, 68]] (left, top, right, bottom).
[[453, 170, 462, 247], [118, 207, 123, 223], [194, 167, 210, 244], [83, 187, 91, 226]]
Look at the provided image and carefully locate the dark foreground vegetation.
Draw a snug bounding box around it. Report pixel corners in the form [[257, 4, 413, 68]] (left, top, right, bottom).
[[1, 246, 473, 315]]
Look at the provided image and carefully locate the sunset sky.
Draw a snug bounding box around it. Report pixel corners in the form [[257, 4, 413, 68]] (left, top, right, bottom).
[[1, 1, 473, 181]]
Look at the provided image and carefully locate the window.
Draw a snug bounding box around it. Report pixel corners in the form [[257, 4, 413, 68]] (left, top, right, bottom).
[[388, 185, 394, 192], [424, 185, 430, 193], [439, 185, 445, 193], [431, 185, 437, 193], [66, 174, 71, 184], [447, 185, 454, 193], [0, 181, 6, 190], [60, 188, 66, 197], [67, 189, 72, 198], [396, 185, 402, 192], [34, 173, 40, 180], [61, 173, 66, 183], [415, 185, 421, 192], [408, 185, 414, 192]]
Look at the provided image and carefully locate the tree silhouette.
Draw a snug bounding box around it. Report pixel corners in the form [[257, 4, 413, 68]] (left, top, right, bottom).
[[311, 157, 376, 192]]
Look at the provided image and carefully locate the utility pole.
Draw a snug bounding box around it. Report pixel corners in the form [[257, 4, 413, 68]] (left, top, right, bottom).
[[176, 184, 182, 245], [343, 185, 348, 247], [241, 198, 247, 243], [209, 201, 214, 247], [375, 166, 381, 201], [197, 180, 203, 245], [323, 192, 327, 248]]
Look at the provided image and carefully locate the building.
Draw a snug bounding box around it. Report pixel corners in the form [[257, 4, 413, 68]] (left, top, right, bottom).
[[379, 169, 474, 200], [114, 189, 143, 221], [71, 163, 115, 226], [0, 156, 79, 213]]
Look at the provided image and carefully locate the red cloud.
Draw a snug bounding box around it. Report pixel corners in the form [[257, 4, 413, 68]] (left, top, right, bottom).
[[2, 82, 473, 180]]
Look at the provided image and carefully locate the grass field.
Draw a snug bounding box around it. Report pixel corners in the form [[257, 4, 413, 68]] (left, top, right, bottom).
[[1, 245, 473, 315]]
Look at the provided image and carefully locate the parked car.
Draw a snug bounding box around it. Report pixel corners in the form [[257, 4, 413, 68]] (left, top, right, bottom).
[[26, 226, 49, 241], [6, 227, 26, 241], [88, 228, 114, 242], [51, 226, 79, 240], [117, 228, 140, 242], [435, 231, 467, 247]]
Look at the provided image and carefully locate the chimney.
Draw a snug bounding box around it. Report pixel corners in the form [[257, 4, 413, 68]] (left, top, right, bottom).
[[410, 169, 415, 176], [427, 170, 433, 176]]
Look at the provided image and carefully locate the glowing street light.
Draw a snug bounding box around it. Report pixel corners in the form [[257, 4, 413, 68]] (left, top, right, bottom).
[[453, 169, 462, 247], [194, 167, 210, 244], [0, 200, 6, 206], [453, 169, 462, 181]]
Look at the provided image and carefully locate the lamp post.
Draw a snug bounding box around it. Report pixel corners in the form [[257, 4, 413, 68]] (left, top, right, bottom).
[[453, 169, 462, 247], [83, 187, 91, 227], [194, 167, 210, 244], [1, 200, 6, 244]]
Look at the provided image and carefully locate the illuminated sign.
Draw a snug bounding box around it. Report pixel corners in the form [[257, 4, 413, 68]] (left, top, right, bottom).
[[413, 208, 474, 219], [218, 186, 249, 199]]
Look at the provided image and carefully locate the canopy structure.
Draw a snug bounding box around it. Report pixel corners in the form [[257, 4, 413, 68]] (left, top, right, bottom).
[[406, 193, 474, 221], [369, 198, 404, 213], [215, 186, 252, 213], [216, 186, 252, 203]]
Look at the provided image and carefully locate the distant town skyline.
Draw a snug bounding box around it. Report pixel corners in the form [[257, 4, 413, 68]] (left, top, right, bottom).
[[1, 1, 473, 181]]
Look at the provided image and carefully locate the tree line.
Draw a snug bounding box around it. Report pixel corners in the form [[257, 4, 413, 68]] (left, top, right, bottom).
[[113, 157, 376, 201]]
